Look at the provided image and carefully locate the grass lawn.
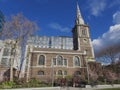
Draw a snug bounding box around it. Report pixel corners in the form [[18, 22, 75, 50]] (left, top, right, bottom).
[[96, 88, 120, 90]]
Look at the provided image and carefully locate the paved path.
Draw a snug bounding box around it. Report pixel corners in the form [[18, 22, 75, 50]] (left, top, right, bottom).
[[60, 85, 120, 90], [4, 84, 120, 90]]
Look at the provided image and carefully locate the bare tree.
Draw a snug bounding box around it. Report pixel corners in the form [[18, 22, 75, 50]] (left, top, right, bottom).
[[95, 45, 120, 81], [96, 45, 120, 64], [2, 13, 39, 39], [104, 70, 117, 82], [2, 13, 39, 81]]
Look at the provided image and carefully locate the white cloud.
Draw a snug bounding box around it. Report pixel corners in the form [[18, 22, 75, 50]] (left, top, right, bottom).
[[93, 24, 120, 54], [92, 11, 120, 54], [113, 11, 120, 24], [88, 0, 106, 16], [48, 23, 70, 32], [87, 0, 120, 17]]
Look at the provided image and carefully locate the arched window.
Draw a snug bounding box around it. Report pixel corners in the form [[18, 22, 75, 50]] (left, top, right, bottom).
[[82, 30, 86, 35], [38, 55, 45, 65], [64, 59, 67, 66], [74, 56, 80, 66], [57, 55, 63, 65], [54, 71, 56, 75], [58, 70, 62, 75], [64, 71, 67, 75], [53, 58, 56, 65], [38, 71, 44, 75]]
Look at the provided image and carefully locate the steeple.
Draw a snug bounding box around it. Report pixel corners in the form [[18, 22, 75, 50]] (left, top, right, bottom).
[[72, 1, 95, 61], [76, 2, 84, 25]]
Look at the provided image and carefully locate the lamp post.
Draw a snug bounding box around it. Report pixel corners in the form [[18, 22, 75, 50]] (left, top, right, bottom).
[[84, 51, 90, 84], [86, 60, 90, 84], [52, 61, 54, 87], [10, 40, 17, 81], [10, 41, 15, 81], [10, 54, 13, 81], [118, 65, 120, 84], [26, 46, 32, 82]]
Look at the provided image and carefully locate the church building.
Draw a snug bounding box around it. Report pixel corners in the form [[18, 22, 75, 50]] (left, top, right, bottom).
[[25, 3, 95, 82]]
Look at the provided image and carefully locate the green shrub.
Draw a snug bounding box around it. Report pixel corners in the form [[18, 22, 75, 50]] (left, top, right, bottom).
[[0, 85, 2, 89], [24, 78, 51, 87], [56, 76, 63, 79], [0, 78, 52, 89], [97, 81, 105, 85], [65, 75, 73, 81], [97, 76, 105, 82], [113, 80, 120, 84], [1, 81, 15, 89]]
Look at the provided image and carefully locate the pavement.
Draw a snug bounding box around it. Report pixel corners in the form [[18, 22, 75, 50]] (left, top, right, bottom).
[[3, 84, 120, 90]]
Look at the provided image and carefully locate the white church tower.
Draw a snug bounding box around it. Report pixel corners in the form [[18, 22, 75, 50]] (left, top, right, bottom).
[[72, 2, 95, 61]]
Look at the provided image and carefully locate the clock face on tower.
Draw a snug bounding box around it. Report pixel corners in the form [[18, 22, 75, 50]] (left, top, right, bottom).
[[83, 38, 88, 43]]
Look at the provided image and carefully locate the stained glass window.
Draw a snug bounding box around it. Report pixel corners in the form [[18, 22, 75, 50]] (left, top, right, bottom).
[[57, 56, 63, 65], [64, 71, 67, 75], [64, 59, 67, 66], [38, 55, 45, 65], [58, 70, 62, 75], [74, 56, 80, 66], [53, 58, 56, 65]]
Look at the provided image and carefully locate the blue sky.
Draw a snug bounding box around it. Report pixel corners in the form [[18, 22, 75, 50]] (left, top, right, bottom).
[[0, 0, 120, 54]]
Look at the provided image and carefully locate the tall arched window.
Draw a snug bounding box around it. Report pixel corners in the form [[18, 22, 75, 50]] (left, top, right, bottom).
[[38, 55, 45, 65], [64, 71, 67, 75], [57, 55, 63, 65], [64, 59, 67, 66], [74, 56, 80, 66], [58, 70, 62, 75], [38, 71, 44, 75], [54, 71, 56, 75]]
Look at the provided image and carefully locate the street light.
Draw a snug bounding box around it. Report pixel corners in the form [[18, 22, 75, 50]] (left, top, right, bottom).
[[51, 60, 54, 87], [10, 40, 16, 81], [26, 46, 32, 82], [84, 51, 90, 84], [86, 58, 90, 84]]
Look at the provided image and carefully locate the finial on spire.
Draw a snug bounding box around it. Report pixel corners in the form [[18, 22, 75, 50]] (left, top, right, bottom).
[[76, 1, 84, 25]]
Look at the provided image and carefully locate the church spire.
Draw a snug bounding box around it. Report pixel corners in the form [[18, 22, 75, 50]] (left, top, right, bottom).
[[76, 1, 84, 25]]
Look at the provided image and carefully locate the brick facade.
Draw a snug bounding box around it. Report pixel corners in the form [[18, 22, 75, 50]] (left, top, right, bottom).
[[25, 3, 95, 82], [26, 48, 89, 82]]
